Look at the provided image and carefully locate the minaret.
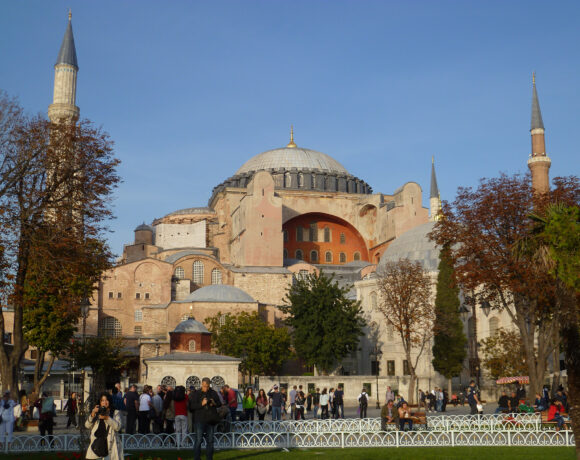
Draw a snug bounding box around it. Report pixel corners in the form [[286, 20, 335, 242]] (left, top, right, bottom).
[[430, 156, 441, 221], [48, 10, 80, 123], [527, 73, 551, 194]]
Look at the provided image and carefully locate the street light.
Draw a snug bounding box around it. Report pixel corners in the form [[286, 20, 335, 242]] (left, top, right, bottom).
[[369, 344, 383, 409], [480, 301, 491, 317]]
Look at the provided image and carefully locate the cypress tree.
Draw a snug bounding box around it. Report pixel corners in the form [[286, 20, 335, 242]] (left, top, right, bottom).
[[432, 246, 467, 393]]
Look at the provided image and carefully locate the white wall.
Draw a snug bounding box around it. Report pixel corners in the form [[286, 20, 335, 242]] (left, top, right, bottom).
[[155, 221, 206, 250]]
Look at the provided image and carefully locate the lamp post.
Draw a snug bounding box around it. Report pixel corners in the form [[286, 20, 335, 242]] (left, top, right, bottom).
[[369, 344, 382, 409]]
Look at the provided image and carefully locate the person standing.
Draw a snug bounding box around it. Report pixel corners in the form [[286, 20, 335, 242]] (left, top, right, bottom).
[[333, 386, 344, 419], [0, 391, 16, 448], [138, 385, 152, 434], [289, 385, 297, 420], [256, 389, 268, 421], [466, 380, 480, 415], [223, 385, 237, 422], [152, 387, 164, 434], [515, 381, 526, 404], [162, 390, 175, 434], [385, 386, 395, 405], [358, 388, 369, 418], [124, 384, 139, 435], [319, 389, 329, 419], [313, 388, 321, 419], [242, 387, 256, 421], [267, 385, 283, 421], [65, 392, 78, 429], [173, 386, 188, 447], [85, 392, 123, 460], [35, 392, 55, 447], [189, 377, 222, 460], [295, 390, 305, 421], [329, 388, 336, 418], [112, 387, 126, 432], [280, 387, 288, 420]]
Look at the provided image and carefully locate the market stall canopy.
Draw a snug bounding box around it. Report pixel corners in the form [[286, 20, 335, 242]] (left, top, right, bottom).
[[496, 376, 529, 385]]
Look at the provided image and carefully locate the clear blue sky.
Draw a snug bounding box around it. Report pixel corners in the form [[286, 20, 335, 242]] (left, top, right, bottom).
[[1, 1, 578, 255]]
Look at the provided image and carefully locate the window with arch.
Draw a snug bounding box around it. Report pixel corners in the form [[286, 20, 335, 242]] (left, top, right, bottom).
[[295, 249, 303, 260], [211, 268, 222, 285], [489, 317, 499, 336], [340, 233, 346, 244], [309, 222, 318, 242], [193, 261, 204, 284], [312, 175, 317, 188], [211, 376, 225, 389], [283, 248, 288, 259], [188, 340, 197, 352], [186, 376, 201, 390], [325, 251, 332, 263], [298, 173, 304, 187], [285, 172, 291, 187], [161, 376, 176, 388], [370, 291, 377, 310], [353, 251, 361, 261], [339, 252, 346, 263], [310, 250, 318, 263], [296, 227, 303, 242], [324, 227, 331, 242], [174, 267, 185, 280], [100, 316, 121, 338], [297, 269, 309, 281]]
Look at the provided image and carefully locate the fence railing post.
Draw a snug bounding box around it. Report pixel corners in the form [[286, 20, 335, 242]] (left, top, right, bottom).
[[341, 431, 344, 449], [395, 429, 399, 447], [451, 430, 454, 447], [507, 431, 511, 446]]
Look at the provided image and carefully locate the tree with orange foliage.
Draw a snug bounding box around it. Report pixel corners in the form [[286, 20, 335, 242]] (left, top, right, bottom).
[[429, 173, 578, 398], [377, 258, 435, 404]]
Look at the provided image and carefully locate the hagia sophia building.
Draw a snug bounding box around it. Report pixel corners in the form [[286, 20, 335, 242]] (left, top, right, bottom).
[[18, 14, 554, 396]]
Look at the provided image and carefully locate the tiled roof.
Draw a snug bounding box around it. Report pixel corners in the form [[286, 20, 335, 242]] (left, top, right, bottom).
[[56, 19, 78, 68], [177, 284, 255, 303]]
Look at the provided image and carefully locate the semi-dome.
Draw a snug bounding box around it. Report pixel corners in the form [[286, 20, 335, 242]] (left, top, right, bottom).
[[180, 284, 255, 303], [173, 317, 210, 334], [378, 222, 440, 272], [235, 147, 349, 176]]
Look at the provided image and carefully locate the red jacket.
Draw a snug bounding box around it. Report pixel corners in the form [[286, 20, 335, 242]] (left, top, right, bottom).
[[227, 389, 237, 408], [547, 404, 563, 420], [174, 398, 187, 416]]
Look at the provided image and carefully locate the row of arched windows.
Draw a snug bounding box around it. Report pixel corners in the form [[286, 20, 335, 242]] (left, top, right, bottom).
[[284, 249, 361, 264], [173, 262, 222, 285]]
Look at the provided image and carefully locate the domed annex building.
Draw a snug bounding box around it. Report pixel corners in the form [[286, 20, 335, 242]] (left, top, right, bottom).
[[21, 15, 554, 394]]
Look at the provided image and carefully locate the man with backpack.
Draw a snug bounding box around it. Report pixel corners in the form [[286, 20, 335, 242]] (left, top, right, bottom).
[[123, 384, 139, 435], [34, 392, 55, 447], [333, 386, 344, 419], [112, 387, 126, 432], [189, 377, 222, 460], [357, 388, 369, 418]]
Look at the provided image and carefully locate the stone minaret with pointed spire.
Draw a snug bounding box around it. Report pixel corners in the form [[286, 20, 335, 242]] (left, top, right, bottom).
[[430, 156, 441, 221], [527, 73, 551, 194], [48, 11, 79, 123]]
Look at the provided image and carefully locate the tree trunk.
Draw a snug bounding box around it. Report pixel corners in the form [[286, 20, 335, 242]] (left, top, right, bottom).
[[32, 353, 56, 396]]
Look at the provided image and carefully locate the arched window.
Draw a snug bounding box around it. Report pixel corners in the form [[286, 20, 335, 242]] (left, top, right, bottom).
[[211, 268, 222, 285], [297, 269, 309, 281], [298, 173, 304, 187], [295, 249, 303, 260], [339, 252, 346, 263], [211, 376, 225, 389], [174, 267, 184, 280], [296, 227, 303, 242], [283, 248, 288, 259], [340, 233, 346, 244], [188, 340, 197, 352], [325, 251, 332, 263], [309, 223, 318, 242], [310, 250, 318, 263], [100, 317, 121, 338], [312, 175, 317, 188], [370, 291, 377, 310], [489, 317, 499, 336], [186, 376, 201, 390], [193, 261, 204, 284], [353, 251, 361, 261], [324, 227, 331, 242], [285, 172, 291, 187], [161, 376, 176, 388]]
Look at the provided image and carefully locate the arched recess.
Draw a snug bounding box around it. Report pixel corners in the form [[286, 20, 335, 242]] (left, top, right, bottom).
[[283, 212, 369, 264]]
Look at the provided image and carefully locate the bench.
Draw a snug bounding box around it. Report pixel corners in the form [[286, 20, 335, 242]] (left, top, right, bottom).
[[540, 410, 570, 429], [382, 411, 427, 430]]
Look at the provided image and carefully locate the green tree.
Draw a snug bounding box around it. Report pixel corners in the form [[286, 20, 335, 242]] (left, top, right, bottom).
[[480, 328, 528, 380], [432, 246, 467, 394], [280, 271, 365, 375], [206, 312, 292, 379]]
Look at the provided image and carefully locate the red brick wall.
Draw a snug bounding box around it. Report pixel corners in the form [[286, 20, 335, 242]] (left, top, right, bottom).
[[170, 332, 212, 352], [283, 213, 368, 264]]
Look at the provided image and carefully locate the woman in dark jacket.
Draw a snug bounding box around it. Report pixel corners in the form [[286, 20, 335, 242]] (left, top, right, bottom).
[[65, 392, 78, 428]]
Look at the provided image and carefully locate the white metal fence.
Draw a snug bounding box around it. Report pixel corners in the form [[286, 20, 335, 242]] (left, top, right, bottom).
[[5, 414, 574, 453]]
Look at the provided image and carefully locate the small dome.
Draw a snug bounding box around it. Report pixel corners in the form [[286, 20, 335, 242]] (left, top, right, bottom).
[[182, 285, 255, 303], [235, 147, 349, 176], [378, 222, 440, 272], [174, 318, 210, 334], [134, 223, 153, 232]]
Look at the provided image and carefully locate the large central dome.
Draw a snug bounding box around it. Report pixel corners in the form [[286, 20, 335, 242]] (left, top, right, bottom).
[[235, 147, 349, 176]]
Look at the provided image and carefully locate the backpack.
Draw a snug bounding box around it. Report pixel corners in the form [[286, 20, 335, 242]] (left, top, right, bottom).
[[113, 393, 126, 411], [174, 385, 186, 402], [360, 393, 368, 407], [41, 397, 55, 415]]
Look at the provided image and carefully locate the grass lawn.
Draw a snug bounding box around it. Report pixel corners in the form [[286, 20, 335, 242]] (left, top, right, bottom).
[[1, 447, 575, 460]]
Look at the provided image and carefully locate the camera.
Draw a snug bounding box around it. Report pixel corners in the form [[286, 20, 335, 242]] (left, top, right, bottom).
[[98, 406, 108, 416]]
